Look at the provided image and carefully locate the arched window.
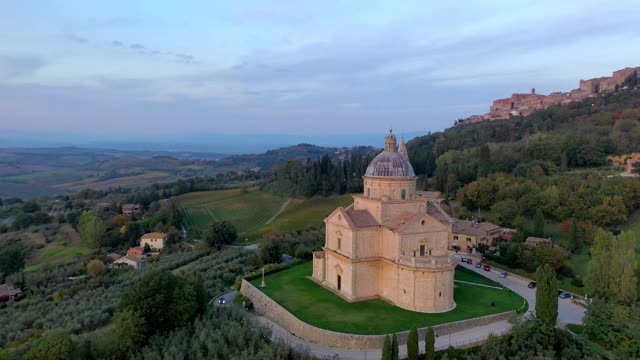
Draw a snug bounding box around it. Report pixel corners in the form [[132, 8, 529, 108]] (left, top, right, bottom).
[[401, 189, 406, 200]]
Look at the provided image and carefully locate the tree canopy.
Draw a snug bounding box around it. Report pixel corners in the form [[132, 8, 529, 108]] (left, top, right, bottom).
[[205, 220, 237, 249]]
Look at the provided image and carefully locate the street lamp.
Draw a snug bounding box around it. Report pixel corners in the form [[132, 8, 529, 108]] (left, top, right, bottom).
[[260, 266, 266, 287]]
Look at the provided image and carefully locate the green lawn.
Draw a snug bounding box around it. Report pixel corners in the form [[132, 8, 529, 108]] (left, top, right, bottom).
[[454, 267, 503, 287], [567, 323, 585, 335], [250, 262, 524, 334]]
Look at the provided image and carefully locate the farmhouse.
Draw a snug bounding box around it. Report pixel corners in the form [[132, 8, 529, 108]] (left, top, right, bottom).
[[626, 158, 640, 174], [113, 255, 145, 269], [140, 232, 167, 251], [451, 220, 501, 253], [0, 284, 22, 302], [312, 130, 458, 313], [127, 246, 145, 256], [524, 236, 552, 247], [122, 203, 142, 216]]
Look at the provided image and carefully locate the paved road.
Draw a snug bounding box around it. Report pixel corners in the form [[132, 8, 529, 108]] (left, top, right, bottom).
[[456, 255, 586, 326], [212, 289, 237, 307], [236, 255, 586, 359], [224, 243, 258, 251], [254, 315, 512, 360]]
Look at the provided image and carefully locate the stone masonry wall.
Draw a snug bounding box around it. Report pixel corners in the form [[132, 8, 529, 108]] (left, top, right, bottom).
[[241, 279, 516, 350]]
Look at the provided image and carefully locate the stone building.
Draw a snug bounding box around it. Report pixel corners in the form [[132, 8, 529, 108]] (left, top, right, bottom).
[[312, 130, 458, 313], [122, 203, 142, 216], [451, 220, 501, 253], [626, 158, 640, 174], [140, 232, 167, 251]]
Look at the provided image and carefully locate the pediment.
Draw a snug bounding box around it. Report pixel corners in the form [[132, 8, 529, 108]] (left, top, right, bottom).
[[387, 212, 449, 234], [325, 208, 355, 228]]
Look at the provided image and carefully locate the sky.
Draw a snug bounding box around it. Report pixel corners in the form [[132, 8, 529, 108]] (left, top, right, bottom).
[[0, 0, 639, 138]]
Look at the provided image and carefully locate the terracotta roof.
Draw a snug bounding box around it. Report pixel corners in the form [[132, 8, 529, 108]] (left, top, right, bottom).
[[107, 253, 122, 261], [0, 284, 22, 297], [345, 208, 379, 228], [453, 220, 490, 237], [427, 202, 454, 225], [525, 236, 552, 244], [314, 251, 325, 258], [383, 212, 423, 231], [122, 204, 141, 210], [141, 232, 167, 239], [115, 254, 144, 264], [416, 191, 442, 199]]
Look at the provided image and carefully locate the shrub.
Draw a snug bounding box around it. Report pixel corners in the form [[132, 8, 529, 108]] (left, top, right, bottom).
[[86, 259, 107, 278]]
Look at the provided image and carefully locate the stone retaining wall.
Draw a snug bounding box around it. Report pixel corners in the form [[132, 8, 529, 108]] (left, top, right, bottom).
[[241, 279, 515, 350]]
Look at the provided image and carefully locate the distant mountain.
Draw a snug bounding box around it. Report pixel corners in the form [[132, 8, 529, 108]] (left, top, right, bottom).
[[213, 144, 378, 172], [0, 144, 378, 199], [0, 129, 424, 154]]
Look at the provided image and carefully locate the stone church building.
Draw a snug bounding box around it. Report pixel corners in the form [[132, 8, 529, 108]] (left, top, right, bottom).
[[312, 130, 458, 313]]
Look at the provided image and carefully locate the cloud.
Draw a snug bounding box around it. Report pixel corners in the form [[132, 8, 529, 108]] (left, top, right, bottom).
[[111, 40, 124, 47], [66, 34, 89, 44], [129, 43, 145, 50], [0, 54, 48, 78], [175, 53, 194, 63]]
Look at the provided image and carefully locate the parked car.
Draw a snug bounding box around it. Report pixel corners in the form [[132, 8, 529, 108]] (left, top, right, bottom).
[[217, 297, 226, 305], [558, 291, 571, 299], [460, 256, 467, 262], [475, 263, 482, 268], [499, 272, 508, 278], [528, 282, 537, 288], [466, 258, 473, 265], [483, 264, 491, 272]]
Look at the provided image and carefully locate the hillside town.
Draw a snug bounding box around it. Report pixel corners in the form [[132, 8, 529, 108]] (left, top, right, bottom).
[[457, 66, 640, 125]]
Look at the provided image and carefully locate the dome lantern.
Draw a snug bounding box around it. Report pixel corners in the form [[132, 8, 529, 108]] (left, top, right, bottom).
[[384, 129, 397, 152]]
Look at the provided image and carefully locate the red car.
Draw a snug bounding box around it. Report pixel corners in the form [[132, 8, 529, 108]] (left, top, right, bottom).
[[466, 258, 472, 265], [483, 264, 491, 272]]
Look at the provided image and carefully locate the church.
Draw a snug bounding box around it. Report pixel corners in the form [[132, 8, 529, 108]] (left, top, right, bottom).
[[312, 130, 458, 313]]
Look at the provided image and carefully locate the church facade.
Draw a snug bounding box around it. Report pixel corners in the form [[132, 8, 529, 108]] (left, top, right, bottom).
[[312, 130, 458, 313]]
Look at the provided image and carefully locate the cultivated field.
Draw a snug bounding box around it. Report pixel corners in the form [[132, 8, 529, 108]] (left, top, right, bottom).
[[177, 188, 288, 235], [177, 189, 353, 241]]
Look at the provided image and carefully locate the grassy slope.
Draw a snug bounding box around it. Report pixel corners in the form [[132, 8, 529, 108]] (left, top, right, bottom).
[[243, 194, 353, 240], [24, 228, 92, 272], [250, 262, 524, 334], [177, 189, 353, 242]]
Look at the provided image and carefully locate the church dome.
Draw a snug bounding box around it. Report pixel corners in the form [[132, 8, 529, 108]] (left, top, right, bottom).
[[365, 130, 415, 177]]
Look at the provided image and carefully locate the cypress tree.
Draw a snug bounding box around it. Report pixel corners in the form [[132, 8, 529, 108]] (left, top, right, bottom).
[[391, 333, 399, 360], [425, 327, 435, 360], [560, 152, 568, 173], [535, 264, 558, 330], [407, 327, 419, 360], [534, 208, 545, 237], [568, 218, 582, 252], [381, 335, 392, 360]]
